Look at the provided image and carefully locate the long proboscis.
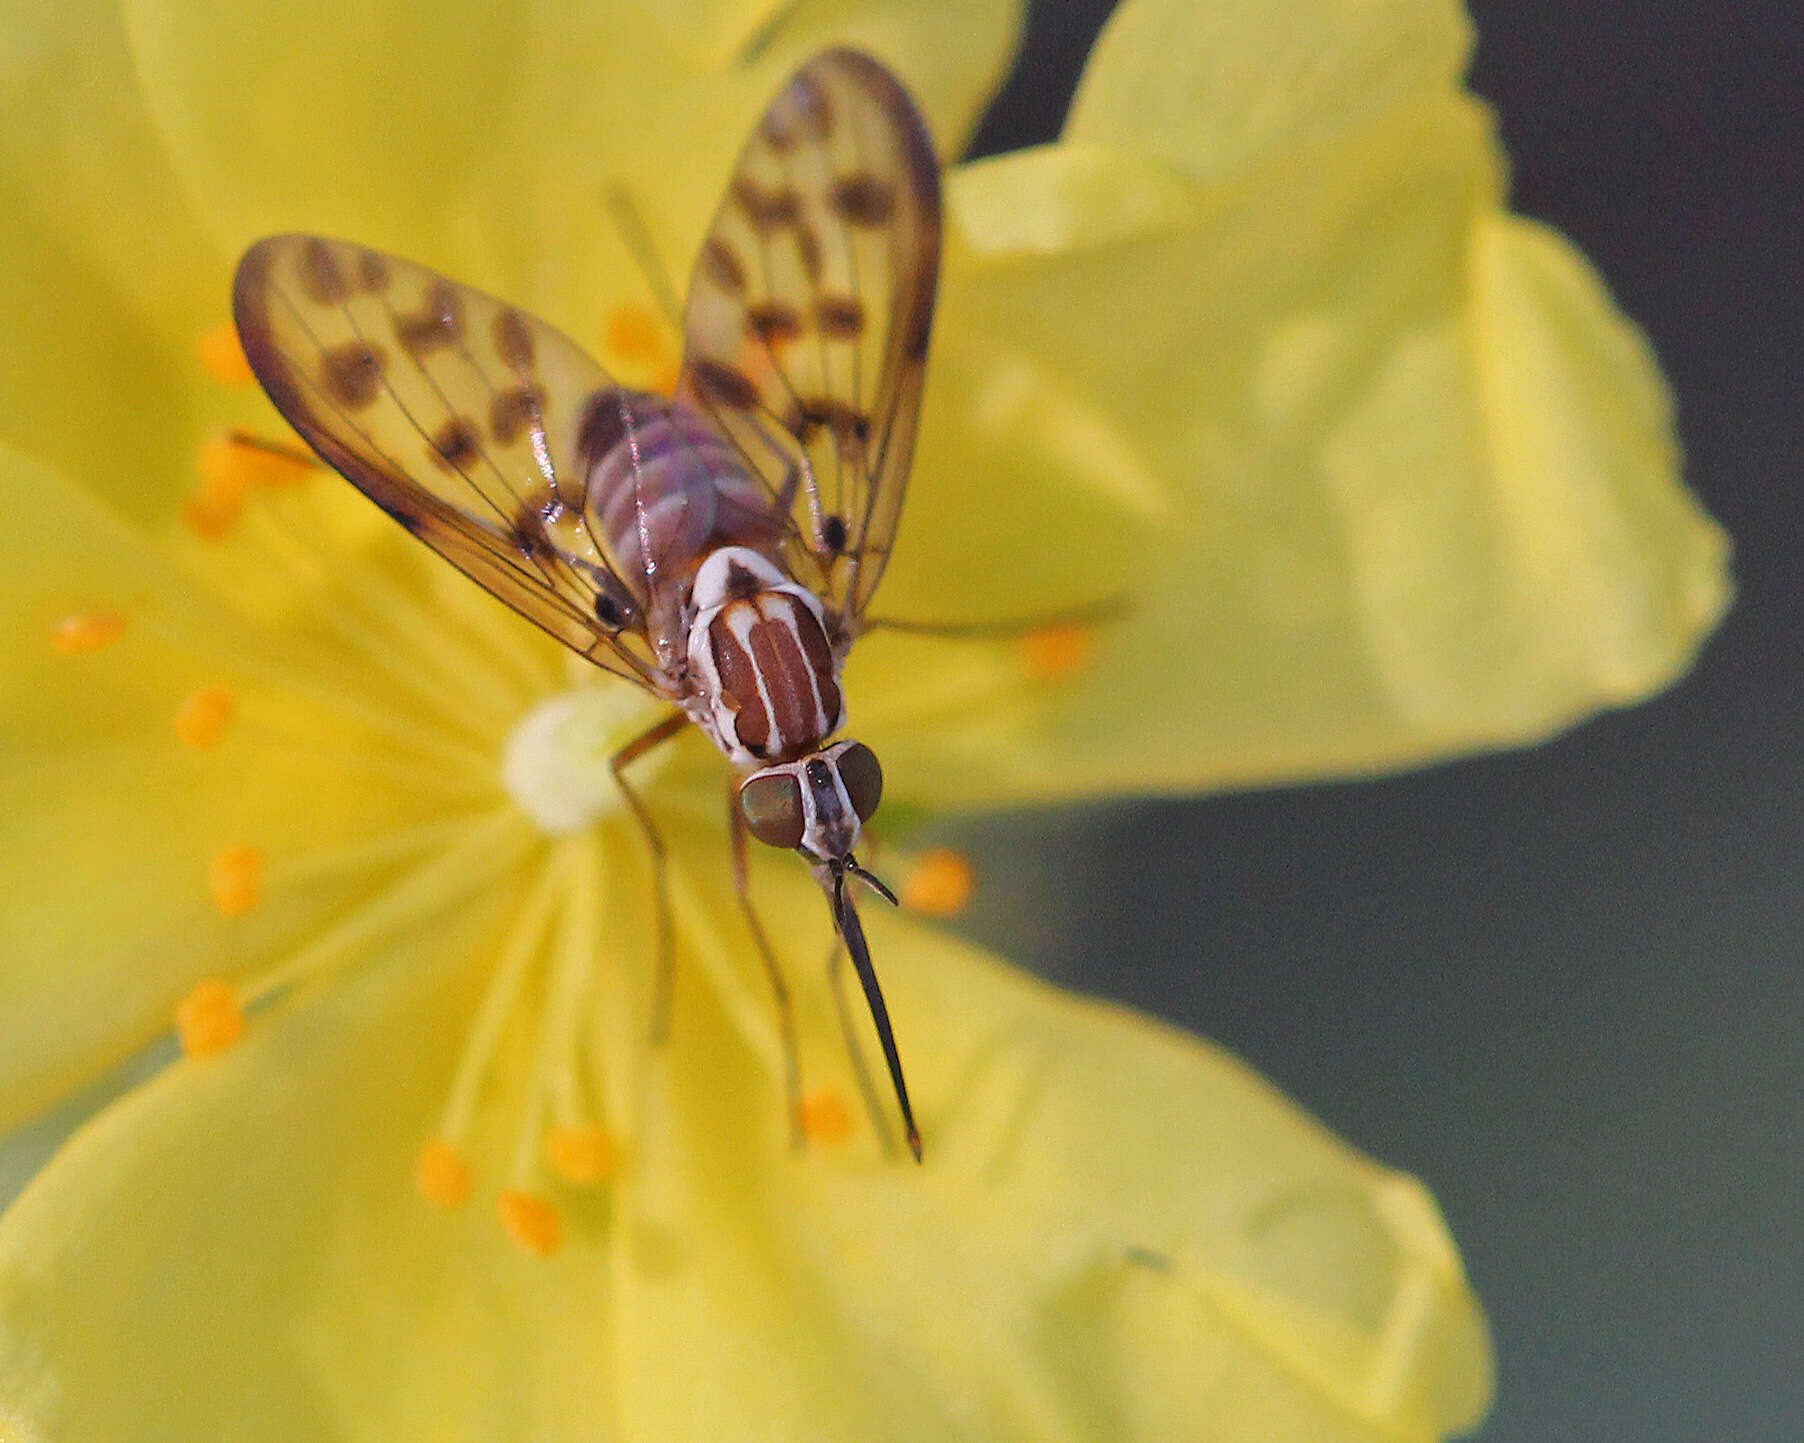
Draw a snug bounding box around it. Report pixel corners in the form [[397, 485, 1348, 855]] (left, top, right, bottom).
[[830, 866, 921, 1162]]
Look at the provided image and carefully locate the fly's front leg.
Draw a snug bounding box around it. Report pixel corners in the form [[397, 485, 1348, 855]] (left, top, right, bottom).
[[611, 708, 689, 1042], [860, 594, 1127, 640], [727, 783, 804, 1150]]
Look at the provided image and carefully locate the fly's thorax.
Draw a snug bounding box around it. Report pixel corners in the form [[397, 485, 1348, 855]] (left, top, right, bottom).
[[686, 547, 845, 766], [738, 739, 883, 861]]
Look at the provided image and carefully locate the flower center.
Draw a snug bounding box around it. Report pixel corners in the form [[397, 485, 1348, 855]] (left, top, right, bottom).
[[501, 685, 670, 834]]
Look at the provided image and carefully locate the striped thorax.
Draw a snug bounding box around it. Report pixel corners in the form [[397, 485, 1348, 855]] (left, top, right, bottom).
[[686, 547, 845, 768]]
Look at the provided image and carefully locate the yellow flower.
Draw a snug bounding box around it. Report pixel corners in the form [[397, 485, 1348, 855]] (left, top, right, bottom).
[[0, 0, 1726, 1439]]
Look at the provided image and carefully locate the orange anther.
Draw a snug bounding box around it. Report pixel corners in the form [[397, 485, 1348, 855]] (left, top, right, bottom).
[[1022, 623, 1096, 681], [416, 1139, 474, 1208], [174, 978, 245, 1058], [209, 844, 264, 918], [196, 321, 254, 388], [184, 474, 246, 541], [605, 304, 666, 364], [50, 612, 127, 655], [546, 1125, 617, 1185], [901, 847, 976, 918], [200, 431, 316, 494], [174, 685, 237, 749], [799, 1088, 856, 1146], [497, 1189, 562, 1257]]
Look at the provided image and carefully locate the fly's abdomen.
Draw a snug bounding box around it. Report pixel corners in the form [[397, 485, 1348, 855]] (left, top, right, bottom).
[[576, 391, 782, 585]]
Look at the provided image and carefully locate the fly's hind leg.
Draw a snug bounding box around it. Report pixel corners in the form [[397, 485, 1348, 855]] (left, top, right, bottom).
[[728, 782, 804, 1149], [611, 709, 689, 1042]]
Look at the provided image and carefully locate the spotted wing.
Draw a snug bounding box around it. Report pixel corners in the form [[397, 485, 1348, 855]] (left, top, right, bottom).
[[233, 234, 671, 686], [677, 47, 942, 627]]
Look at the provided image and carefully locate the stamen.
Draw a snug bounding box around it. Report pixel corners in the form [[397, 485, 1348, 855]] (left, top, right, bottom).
[[497, 1189, 562, 1257], [1022, 623, 1096, 681], [209, 844, 264, 918], [605, 304, 666, 363], [900, 847, 976, 917], [50, 612, 126, 655], [188, 433, 318, 542], [184, 470, 245, 541], [799, 1088, 856, 1146], [545, 1125, 617, 1185], [433, 858, 562, 1148], [175, 979, 245, 1057], [196, 321, 255, 388], [602, 304, 679, 395], [199, 431, 317, 493], [174, 685, 237, 749], [416, 1139, 474, 1208]]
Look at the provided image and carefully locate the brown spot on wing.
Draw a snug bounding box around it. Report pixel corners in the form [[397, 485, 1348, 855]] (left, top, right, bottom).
[[746, 301, 804, 346], [320, 342, 386, 408], [398, 281, 466, 356], [733, 178, 802, 230], [688, 358, 761, 410], [816, 296, 864, 339], [828, 173, 897, 228], [701, 238, 748, 294], [300, 239, 350, 304], [797, 395, 870, 447], [428, 417, 480, 470], [493, 309, 535, 369], [358, 250, 391, 292], [489, 385, 543, 445]]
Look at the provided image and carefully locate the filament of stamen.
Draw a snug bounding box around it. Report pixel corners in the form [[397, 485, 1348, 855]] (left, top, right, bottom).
[[900, 847, 976, 917], [244, 809, 530, 1006], [507, 839, 602, 1188], [435, 855, 563, 1146], [667, 859, 785, 1074], [232, 501, 512, 744]]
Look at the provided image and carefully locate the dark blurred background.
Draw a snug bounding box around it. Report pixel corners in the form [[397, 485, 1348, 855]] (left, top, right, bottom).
[[951, 3, 1804, 1440]]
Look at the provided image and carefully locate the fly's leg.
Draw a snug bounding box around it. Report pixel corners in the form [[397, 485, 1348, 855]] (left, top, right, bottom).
[[727, 783, 804, 1149], [611, 709, 689, 1042], [860, 595, 1127, 640], [827, 936, 900, 1160]]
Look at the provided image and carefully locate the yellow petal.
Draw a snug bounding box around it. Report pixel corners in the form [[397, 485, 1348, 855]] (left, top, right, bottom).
[[1067, 0, 1472, 184], [0, 853, 1487, 1440], [0, 446, 491, 1131], [872, 90, 1725, 807]]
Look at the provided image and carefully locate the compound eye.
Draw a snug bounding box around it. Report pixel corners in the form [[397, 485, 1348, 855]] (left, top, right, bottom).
[[739, 771, 805, 849], [837, 742, 883, 823]]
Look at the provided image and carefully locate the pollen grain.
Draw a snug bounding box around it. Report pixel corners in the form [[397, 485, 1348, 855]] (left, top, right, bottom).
[[209, 844, 265, 918], [498, 1189, 563, 1257], [50, 612, 127, 655], [416, 1139, 474, 1208], [1022, 623, 1096, 681], [546, 1124, 617, 1185], [175, 978, 245, 1058], [901, 847, 976, 918], [175, 685, 237, 749], [196, 321, 255, 388], [799, 1088, 856, 1146]]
